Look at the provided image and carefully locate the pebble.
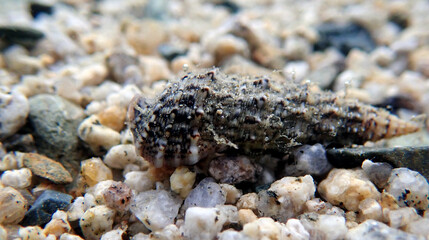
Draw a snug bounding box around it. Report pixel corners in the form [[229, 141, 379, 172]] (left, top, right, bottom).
[[43, 210, 72, 238], [80, 158, 113, 187], [209, 156, 257, 184], [170, 166, 196, 198], [0, 26, 44, 49], [100, 228, 126, 240], [19, 226, 46, 240], [283, 61, 310, 83], [80, 205, 115, 240], [314, 22, 376, 55], [284, 36, 311, 60], [130, 189, 182, 231], [101, 181, 133, 212], [346, 219, 423, 240], [125, 20, 167, 55], [318, 169, 380, 211], [286, 144, 332, 177], [124, 171, 155, 193], [182, 207, 226, 240], [385, 168, 429, 210], [29, 2, 53, 18], [238, 209, 258, 225], [357, 198, 383, 222], [182, 177, 226, 212], [220, 184, 242, 204], [0, 152, 23, 171], [361, 159, 393, 189], [22, 152, 73, 184], [158, 44, 187, 61], [0, 187, 28, 224], [139, 56, 172, 84], [0, 89, 29, 140], [77, 115, 121, 155], [236, 193, 258, 212], [67, 196, 86, 222], [75, 64, 108, 87], [28, 94, 84, 160], [409, 47, 429, 77], [258, 175, 316, 222], [107, 52, 139, 84], [1, 168, 32, 188], [387, 207, 420, 229], [103, 144, 139, 169], [299, 213, 348, 240], [21, 190, 73, 226], [242, 217, 310, 240], [97, 105, 127, 132], [60, 233, 84, 240], [405, 218, 429, 238]]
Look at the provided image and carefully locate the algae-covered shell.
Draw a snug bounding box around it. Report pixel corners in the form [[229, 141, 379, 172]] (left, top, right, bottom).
[[128, 69, 419, 167]]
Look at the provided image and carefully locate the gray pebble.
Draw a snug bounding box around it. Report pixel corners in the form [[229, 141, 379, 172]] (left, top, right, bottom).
[[362, 160, 393, 189], [286, 144, 332, 177], [182, 177, 226, 212], [28, 94, 84, 161]]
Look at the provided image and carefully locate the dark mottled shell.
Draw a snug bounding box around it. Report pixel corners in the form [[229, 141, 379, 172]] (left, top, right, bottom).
[[128, 69, 419, 167]]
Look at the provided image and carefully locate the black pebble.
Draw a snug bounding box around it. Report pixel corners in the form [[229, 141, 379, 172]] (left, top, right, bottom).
[[29, 2, 53, 19], [314, 22, 376, 56], [215, 1, 240, 14], [0, 26, 44, 49], [20, 190, 73, 227]]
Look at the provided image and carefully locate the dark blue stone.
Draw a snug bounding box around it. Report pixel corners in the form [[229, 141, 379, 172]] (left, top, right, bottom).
[[20, 190, 73, 226], [29, 2, 53, 19], [314, 22, 376, 56]]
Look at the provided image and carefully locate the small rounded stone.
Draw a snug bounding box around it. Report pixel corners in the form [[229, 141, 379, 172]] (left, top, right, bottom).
[[170, 166, 196, 198], [385, 168, 429, 210], [318, 169, 381, 211], [0, 187, 28, 224], [19, 226, 46, 240], [22, 152, 72, 184], [80, 158, 113, 187], [80, 205, 115, 240], [0, 89, 29, 140], [1, 168, 32, 188], [97, 105, 127, 132], [43, 210, 72, 238], [78, 115, 121, 155], [103, 144, 139, 169]]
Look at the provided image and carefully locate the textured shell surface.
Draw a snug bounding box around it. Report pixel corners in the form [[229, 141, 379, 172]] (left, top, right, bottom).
[[128, 69, 419, 167]]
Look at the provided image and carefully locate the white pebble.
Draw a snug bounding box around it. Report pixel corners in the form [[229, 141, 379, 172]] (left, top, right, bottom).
[[75, 64, 108, 87], [78, 115, 121, 154], [130, 189, 182, 231], [67, 197, 86, 222], [318, 169, 380, 211], [183, 207, 224, 240], [100, 228, 125, 240], [19, 226, 46, 240], [80, 205, 115, 240], [283, 61, 310, 82], [0, 89, 29, 139], [104, 144, 138, 169], [347, 219, 421, 240], [1, 168, 32, 188], [300, 213, 347, 240], [258, 175, 316, 221], [106, 85, 142, 109], [405, 218, 429, 238], [387, 207, 420, 229], [124, 171, 155, 192], [0, 152, 23, 171], [60, 233, 84, 240], [385, 168, 429, 210], [43, 210, 72, 238], [0, 225, 6, 240]]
